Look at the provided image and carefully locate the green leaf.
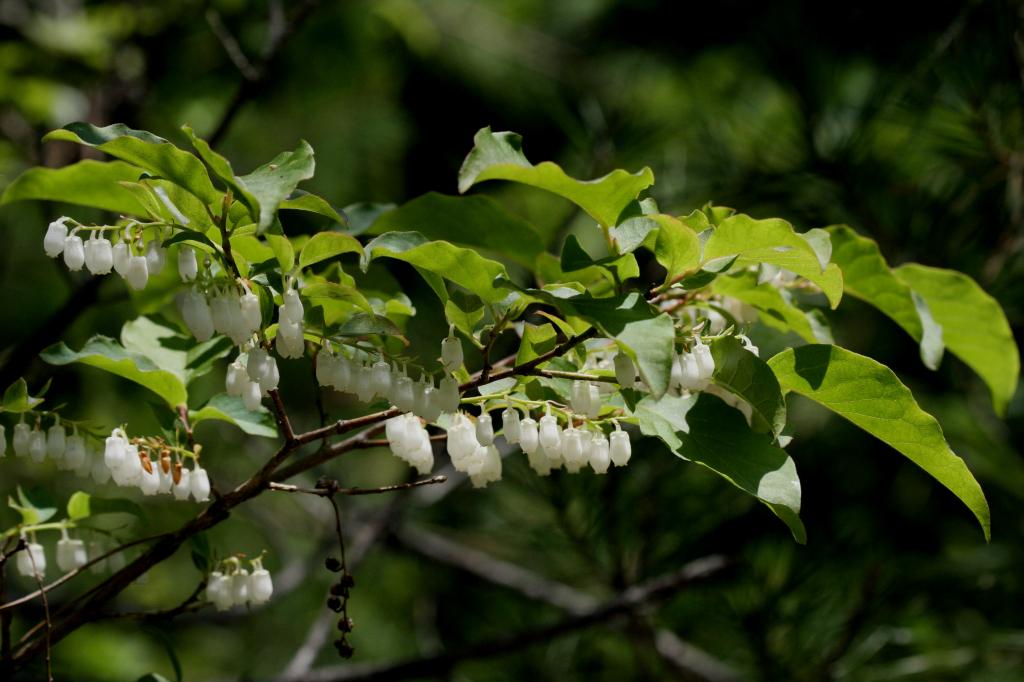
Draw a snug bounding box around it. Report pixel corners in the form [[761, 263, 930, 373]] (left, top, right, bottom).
[[2, 378, 44, 413], [559, 234, 639, 282], [237, 140, 316, 232], [280, 190, 348, 224], [703, 214, 843, 308], [516, 323, 558, 365], [265, 233, 295, 272], [712, 272, 828, 343], [181, 124, 261, 220], [363, 231, 508, 303], [368, 192, 544, 267], [768, 344, 990, 540], [120, 317, 230, 387], [189, 394, 278, 438], [299, 231, 363, 269], [0, 160, 148, 215], [458, 127, 654, 228], [335, 313, 403, 338], [43, 123, 221, 205], [65, 492, 144, 521], [444, 292, 484, 340], [894, 264, 1019, 416], [303, 281, 374, 323], [826, 225, 942, 369], [635, 393, 805, 542], [8, 487, 57, 527], [66, 491, 91, 520], [710, 337, 786, 436], [568, 293, 675, 399], [652, 214, 702, 281], [41, 336, 188, 409]]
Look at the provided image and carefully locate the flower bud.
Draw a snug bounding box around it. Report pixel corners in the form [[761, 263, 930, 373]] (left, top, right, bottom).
[[370, 360, 393, 398], [178, 245, 198, 282], [518, 417, 539, 454], [240, 288, 261, 332], [44, 219, 68, 257], [17, 542, 46, 578], [46, 420, 66, 460], [693, 339, 715, 379], [207, 572, 233, 611], [678, 353, 704, 391], [145, 239, 166, 274], [440, 328, 464, 371], [231, 568, 250, 606], [437, 375, 460, 414], [614, 352, 637, 388], [191, 465, 211, 502], [259, 356, 280, 393], [29, 428, 46, 462], [226, 359, 247, 397], [539, 414, 561, 453], [112, 241, 130, 276], [571, 381, 591, 416], [353, 364, 375, 403], [586, 383, 602, 419], [125, 255, 149, 290], [475, 413, 494, 446], [420, 386, 443, 423], [391, 374, 415, 412], [63, 234, 86, 271], [589, 434, 611, 474], [282, 288, 304, 323], [561, 427, 585, 472], [181, 290, 215, 341]]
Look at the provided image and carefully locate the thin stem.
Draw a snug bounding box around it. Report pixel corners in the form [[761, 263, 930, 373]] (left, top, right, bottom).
[[269, 476, 447, 497]]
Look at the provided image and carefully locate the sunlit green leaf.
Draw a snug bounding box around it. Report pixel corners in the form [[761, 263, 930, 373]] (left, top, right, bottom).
[[189, 394, 277, 438], [711, 337, 786, 436], [237, 140, 316, 232], [0, 160, 147, 215], [299, 231, 363, 269]]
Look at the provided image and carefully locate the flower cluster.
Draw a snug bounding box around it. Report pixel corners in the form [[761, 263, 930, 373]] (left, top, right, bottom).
[[226, 347, 281, 411], [384, 413, 434, 474], [44, 219, 167, 290], [276, 285, 306, 358], [670, 337, 716, 393], [15, 529, 97, 580], [180, 281, 263, 347], [206, 556, 274, 611], [104, 428, 210, 501]]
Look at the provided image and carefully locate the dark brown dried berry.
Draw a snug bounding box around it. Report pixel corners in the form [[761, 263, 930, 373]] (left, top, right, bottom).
[[334, 641, 355, 659], [329, 582, 345, 596], [337, 617, 354, 632], [339, 573, 355, 588], [327, 596, 342, 611], [325, 556, 343, 572]]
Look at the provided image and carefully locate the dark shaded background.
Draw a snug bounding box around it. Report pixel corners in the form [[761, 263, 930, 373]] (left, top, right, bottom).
[[0, 1, 1022, 680]]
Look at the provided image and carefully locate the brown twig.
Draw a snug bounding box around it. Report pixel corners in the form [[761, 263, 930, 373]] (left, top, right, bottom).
[[269, 476, 447, 497]]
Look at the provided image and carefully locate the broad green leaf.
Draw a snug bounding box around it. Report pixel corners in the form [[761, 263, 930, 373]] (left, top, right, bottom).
[[711, 337, 786, 436], [0, 160, 147, 215], [41, 336, 188, 409], [164, 228, 220, 254], [368, 192, 544, 268], [652, 214, 702, 281], [303, 281, 374, 319], [635, 393, 805, 542], [768, 344, 990, 539], [265, 233, 295, 272], [826, 225, 942, 369], [444, 292, 484, 340], [516, 323, 558, 365], [2, 378, 43, 413], [703, 214, 843, 308], [181, 125, 260, 219], [363, 231, 508, 303], [335, 313, 403, 338], [229, 234, 275, 264], [8, 487, 57, 527], [458, 127, 654, 228], [142, 178, 216, 229], [121, 317, 230, 387], [299, 231, 363, 269], [894, 264, 1020, 416], [237, 140, 316, 232], [559, 234, 639, 282], [67, 491, 91, 520], [569, 293, 674, 399], [43, 123, 221, 205], [712, 271, 827, 343], [66, 492, 145, 521], [280, 191, 348, 224], [799, 228, 833, 270], [189, 394, 277, 438]]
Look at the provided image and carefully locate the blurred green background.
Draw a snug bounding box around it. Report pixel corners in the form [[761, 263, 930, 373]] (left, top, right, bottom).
[[1, 1, 1023, 680]]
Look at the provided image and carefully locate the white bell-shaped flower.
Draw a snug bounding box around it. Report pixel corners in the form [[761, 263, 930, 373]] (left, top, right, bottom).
[[91, 455, 111, 484], [561, 426, 585, 473], [64, 432, 86, 471], [678, 353, 705, 391], [231, 568, 250, 605], [411, 377, 431, 417], [29, 428, 46, 462], [330, 354, 353, 392], [609, 425, 631, 467], [44, 219, 69, 257], [63, 234, 86, 271], [191, 465, 211, 502], [440, 325, 464, 371], [586, 383, 602, 419], [157, 458, 174, 494], [112, 241, 130, 276], [437, 375, 460, 414], [386, 415, 413, 455], [316, 350, 336, 387], [247, 348, 270, 382], [693, 339, 715, 379], [518, 417, 539, 454], [207, 571, 233, 611], [240, 287, 261, 333], [589, 433, 611, 474], [85, 235, 114, 274], [178, 245, 198, 282], [502, 407, 521, 444], [56, 531, 88, 572], [614, 351, 637, 388], [181, 290, 215, 342], [46, 420, 66, 460], [281, 288, 304, 323], [17, 541, 46, 578], [210, 289, 233, 335], [125, 255, 149, 290], [104, 429, 127, 470], [371, 360, 393, 398], [391, 374, 415, 412], [475, 413, 494, 446], [539, 408, 562, 454], [571, 381, 591, 416], [145, 239, 166, 274], [275, 319, 305, 359], [420, 385, 443, 423], [243, 380, 262, 411], [13, 422, 30, 457], [353, 364, 375, 403], [446, 413, 479, 467], [139, 458, 161, 496], [259, 356, 280, 393], [469, 444, 501, 488], [172, 466, 192, 501], [118, 444, 143, 486], [226, 359, 247, 397], [249, 564, 274, 604]]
